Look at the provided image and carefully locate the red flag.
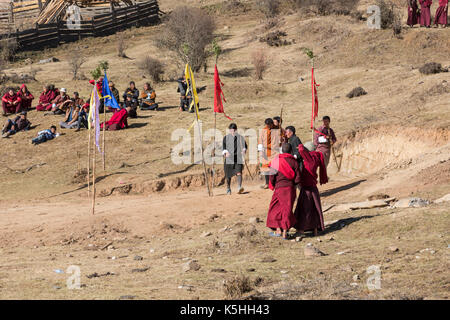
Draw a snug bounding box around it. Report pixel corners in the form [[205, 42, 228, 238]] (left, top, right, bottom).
[[311, 67, 319, 129], [214, 65, 232, 120]]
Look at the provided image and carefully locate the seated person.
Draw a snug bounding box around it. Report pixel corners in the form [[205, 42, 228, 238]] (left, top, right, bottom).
[[2, 88, 22, 115], [59, 101, 81, 129], [17, 84, 34, 111], [109, 81, 120, 105], [77, 106, 88, 131], [2, 111, 31, 138], [36, 85, 58, 111], [100, 106, 131, 131], [31, 125, 59, 145], [140, 82, 158, 110], [124, 94, 138, 118], [72, 92, 85, 108], [51, 88, 71, 114], [123, 81, 139, 105]]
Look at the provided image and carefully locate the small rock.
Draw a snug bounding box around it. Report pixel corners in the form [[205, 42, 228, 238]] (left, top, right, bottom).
[[295, 236, 303, 242], [304, 243, 326, 257], [53, 285, 62, 290], [389, 246, 399, 252], [327, 236, 335, 241], [247, 268, 256, 272], [134, 255, 143, 261], [200, 231, 212, 238], [353, 274, 360, 281], [131, 267, 150, 273], [249, 217, 260, 224], [111, 256, 117, 260], [219, 226, 230, 233], [261, 257, 277, 263], [350, 282, 358, 287], [316, 238, 322, 242], [280, 270, 288, 274], [66, 254, 73, 258], [149, 249, 155, 253], [211, 268, 227, 273], [182, 260, 201, 272]]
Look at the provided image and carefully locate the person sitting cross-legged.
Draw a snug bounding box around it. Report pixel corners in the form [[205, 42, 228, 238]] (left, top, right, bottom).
[[2, 111, 31, 138], [59, 101, 81, 130], [2, 88, 22, 116], [140, 82, 158, 110], [31, 126, 59, 145], [17, 84, 34, 112], [50, 88, 71, 114], [124, 94, 138, 118]]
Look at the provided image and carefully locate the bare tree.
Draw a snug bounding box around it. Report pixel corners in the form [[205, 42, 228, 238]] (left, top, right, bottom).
[[117, 32, 129, 58], [252, 49, 269, 80], [155, 6, 215, 72], [68, 47, 86, 80], [140, 56, 165, 83]]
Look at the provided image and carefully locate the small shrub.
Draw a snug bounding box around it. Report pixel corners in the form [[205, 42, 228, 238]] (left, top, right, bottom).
[[256, 0, 280, 18], [260, 30, 291, 47], [252, 50, 269, 80], [376, 0, 396, 29], [290, 0, 358, 16], [223, 275, 254, 299], [419, 62, 446, 75], [0, 39, 18, 62], [90, 60, 109, 80], [117, 32, 129, 58], [140, 56, 165, 83], [346, 86, 367, 98]]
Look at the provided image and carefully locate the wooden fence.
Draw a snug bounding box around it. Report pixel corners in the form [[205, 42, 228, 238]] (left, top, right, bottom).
[[0, 0, 160, 51]]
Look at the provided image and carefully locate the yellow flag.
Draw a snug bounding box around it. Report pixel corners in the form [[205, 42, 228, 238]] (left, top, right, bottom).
[[185, 64, 201, 131]]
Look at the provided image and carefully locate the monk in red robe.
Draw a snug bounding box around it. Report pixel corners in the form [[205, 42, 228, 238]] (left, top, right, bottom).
[[314, 116, 337, 168], [17, 84, 34, 111], [266, 143, 301, 239], [419, 0, 433, 27], [407, 0, 420, 26], [434, 0, 448, 27], [100, 106, 130, 131], [294, 142, 328, 237], [2, 89, 22, 115], [36, 85, 58, 111]]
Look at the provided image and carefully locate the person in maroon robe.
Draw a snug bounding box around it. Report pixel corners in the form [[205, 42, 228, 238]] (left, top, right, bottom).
[[294, 142, 328, 237], [36, 85, 58, 111], [407, 0, 420, 26], [266, 143, 301, 240], [2, 88, 22, 116], [434, 0, 448, 27], [314, 116, 337, 168], [17, 84, 34, 111], [100, 106, 130, 131], [419, 0, 433, 27]]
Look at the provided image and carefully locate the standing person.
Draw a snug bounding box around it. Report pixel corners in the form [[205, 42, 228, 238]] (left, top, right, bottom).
[[419, 0, 433, 27], [407, 0, 420, 27], [285, 126, 303, 163], [266, 143, 301, 240], [314, 116, 337, 168], [222, 123, 247, 195], [17, 85, 34, 111], [294, 142, 328, 237], [31, 126, 58, 145], [2, 89, 22, 115], [123, 81, 139, 105], [36, 85, 58, 111], [273, 116, 287, 145], [178, 75, 192, 112], [434, 0, 448, 27], [259, 118, 281, 189], [2, 111, 31, 138]]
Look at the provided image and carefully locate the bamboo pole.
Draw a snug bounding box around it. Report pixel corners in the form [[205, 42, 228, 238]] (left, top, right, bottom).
[[102, 105, 106, 171], [311, 57, 315, 143], [211, 111, 217, 188], [91, 132, 96, 215], [188, 67, 212, 197], [87, 126, 91, 196]]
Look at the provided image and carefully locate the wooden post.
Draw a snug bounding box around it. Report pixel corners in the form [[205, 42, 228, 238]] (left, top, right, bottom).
[[91, 131, 96, 215], [211, 111, 217, 188], [311, 57, 315, 143]]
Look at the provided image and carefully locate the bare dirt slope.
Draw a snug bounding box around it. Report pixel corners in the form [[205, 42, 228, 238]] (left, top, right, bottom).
[[0, 0, 449, 299]]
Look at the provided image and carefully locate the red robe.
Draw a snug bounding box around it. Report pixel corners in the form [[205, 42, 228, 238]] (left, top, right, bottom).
[[434, 0, 448, 25], [100, 108, 128, 131], [407, 0, 419, 26], [294, 145, 328, 232], [17, 84, 34, 111], [36, 89, 58, 111], [2, 92, 22, 114], [419, 0, 433, 27], [266, 154, 301, 231]]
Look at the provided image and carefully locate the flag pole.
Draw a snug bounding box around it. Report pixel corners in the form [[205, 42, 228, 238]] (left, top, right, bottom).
[[188, 66, 212, 197], [311, 57, 315, 143], [92, 112, 97, 215], [211, 111, 217, 189], [102, 104, 106, 171], [87, 126, 91, 196]]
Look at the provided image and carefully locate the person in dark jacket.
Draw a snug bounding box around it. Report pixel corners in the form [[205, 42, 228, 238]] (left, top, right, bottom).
[[2, 111, 31, 138], [285, 126, 303, 161], [177, 75, 192, 112], [123, 81, 139, 105], [223, 123, 247, 195]]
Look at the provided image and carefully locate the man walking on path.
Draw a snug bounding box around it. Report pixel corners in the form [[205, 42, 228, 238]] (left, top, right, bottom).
[[314, 116, 337, 168]]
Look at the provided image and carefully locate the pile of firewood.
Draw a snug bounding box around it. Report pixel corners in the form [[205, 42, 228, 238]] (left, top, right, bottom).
[[35, 0, 134, 24]]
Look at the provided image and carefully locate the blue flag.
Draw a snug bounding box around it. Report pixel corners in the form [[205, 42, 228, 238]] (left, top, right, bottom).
[[102, 72, 120, 109]]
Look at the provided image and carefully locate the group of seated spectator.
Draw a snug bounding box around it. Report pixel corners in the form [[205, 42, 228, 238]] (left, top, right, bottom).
[[0, 80, 158, 142]]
